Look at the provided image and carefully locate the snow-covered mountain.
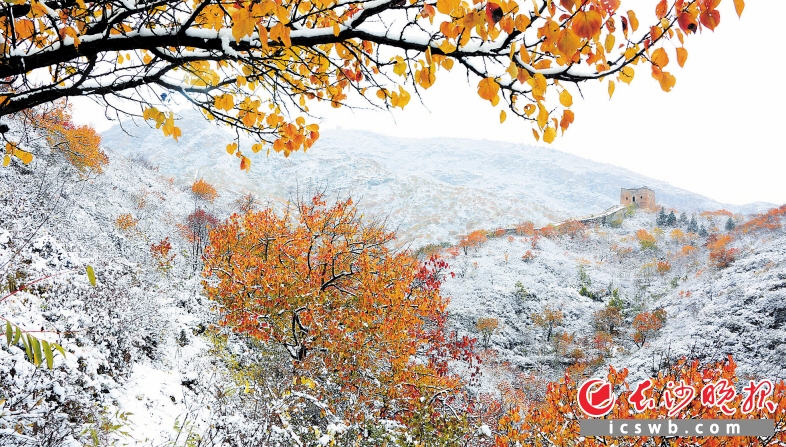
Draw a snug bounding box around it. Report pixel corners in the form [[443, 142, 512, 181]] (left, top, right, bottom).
[[101, 113, 775, 246]]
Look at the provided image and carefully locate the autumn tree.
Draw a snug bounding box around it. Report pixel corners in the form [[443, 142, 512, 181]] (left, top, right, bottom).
[[592, 303, 624, 336], [202, 194, 473, 430], [631, 308, 666, 347], [0, 0, 744, 168], [531, 305, 563, 341], [636, 229, 657, 250], [5, 101, 107, 173], [476, 317, 500, 348], [458, 229, 488, 255], [707, 233, 738, 268], [190, 178, 219, 203]]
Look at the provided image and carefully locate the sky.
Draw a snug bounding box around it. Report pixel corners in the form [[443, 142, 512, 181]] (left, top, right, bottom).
[[73, 0, 786, 206]]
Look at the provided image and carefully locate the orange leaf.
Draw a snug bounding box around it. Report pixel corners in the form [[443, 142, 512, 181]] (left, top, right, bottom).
[[676, 47, 688, 67], [655, 0, 668, 19], [699, 8, 720, 31], [572, 10, 602, 39], [733, 0, 744, 18], [477, 77, 500, 103], [651, 48, 669, 68], [678, 11, 698, 33], [608, 80, 615, 98], [556, 28, 581, 59], [559, 109, 574, 133], [626, 10, 639, 32]]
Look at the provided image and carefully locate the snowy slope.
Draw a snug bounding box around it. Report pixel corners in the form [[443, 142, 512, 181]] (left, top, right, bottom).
[[101, 113, 774, 247]]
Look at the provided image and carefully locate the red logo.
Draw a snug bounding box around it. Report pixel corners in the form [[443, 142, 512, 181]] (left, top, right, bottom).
[[577, 379, 616, 417]]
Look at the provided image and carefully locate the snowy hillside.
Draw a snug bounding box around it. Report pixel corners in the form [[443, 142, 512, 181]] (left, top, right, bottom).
[[2, 111, 785, 446], [101, 113, 773, 246]]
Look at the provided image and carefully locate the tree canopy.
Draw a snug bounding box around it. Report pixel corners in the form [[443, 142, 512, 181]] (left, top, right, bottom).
[[0, 0, 743, 168]]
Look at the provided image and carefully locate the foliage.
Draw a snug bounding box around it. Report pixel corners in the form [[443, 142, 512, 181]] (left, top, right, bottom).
[[538, 224, 558, 239], [521, 250, 536, 262], [476, 317, 500, 348], [458, 230, 488, 255], [706, 233, 738, 269], [150, 237, 176, 272], [10, 102, 108, 173], [531, 305, 563, 341], [0, 0, 743, 166], [497, 355, 786, 446], [560, 220, 586, 239], [190, 178, 219, 203], [202, 194, 475, 428], [636, 229, 657, 251], [516, 222, 535, 236], [656, 260, 671, 275], [114, 213, 138, 232], [593, 304, 624, 336], [737, 205, 786, 234], [631, 309, 667, 347], [725, 216, 736, 231]]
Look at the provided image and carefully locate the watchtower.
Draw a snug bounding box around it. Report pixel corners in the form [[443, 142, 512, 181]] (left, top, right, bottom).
[[620, 187, 657, 211]]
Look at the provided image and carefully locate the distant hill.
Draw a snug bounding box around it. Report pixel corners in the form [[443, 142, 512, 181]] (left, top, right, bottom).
[[101, 113, 774, 245]]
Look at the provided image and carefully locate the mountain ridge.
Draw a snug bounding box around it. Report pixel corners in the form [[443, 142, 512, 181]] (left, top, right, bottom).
[[100, 114, 775, 246]]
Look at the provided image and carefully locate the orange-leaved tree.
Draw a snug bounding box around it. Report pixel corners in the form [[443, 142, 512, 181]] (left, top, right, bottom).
[[5, 101, 107, 173], [190, 178, 219, 203], [202, 194, 474, 428], [706, 233, 738, 269], [631, 308, 667, 347], [0, 0, 744, 168], [496, 355, 786, 446]]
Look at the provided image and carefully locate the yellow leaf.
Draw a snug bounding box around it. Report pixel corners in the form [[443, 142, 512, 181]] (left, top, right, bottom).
[[608, 79, 615, 99], [627, 10, 639, 32], [619, 66, 634, 84], [536, 102, 548, 129], [532, 128, 540, 141], [477, 78, 500, 103], [733, 0, 744, 17], [543, 126, 556, 143], [676, 47, 688, 67], [442, 58, 454, 70], [604, 33, 615, 54], [500, 110, 506, 123], [231, 8, 256, 42], [227, 142, 238, 155], [524, 104, 536, 116], [17, 149, 33, 164], [393, 57, 407, 76], [2, 155, 9, 166], [559, 89, 572, 107]]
